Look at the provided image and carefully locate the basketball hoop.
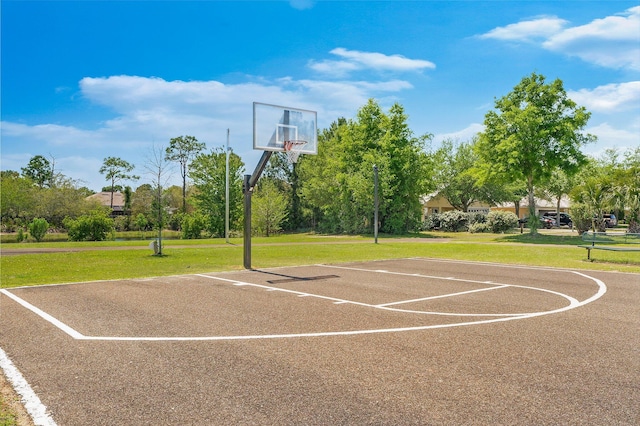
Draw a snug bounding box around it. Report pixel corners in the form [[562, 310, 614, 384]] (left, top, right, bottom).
[[283, 140, 307, 164]]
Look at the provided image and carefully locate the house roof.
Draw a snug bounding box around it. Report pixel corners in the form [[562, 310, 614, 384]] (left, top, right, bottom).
[[423, 192, 571, 210], [86, 191, 125, 209], [494, 195, 571, 209]]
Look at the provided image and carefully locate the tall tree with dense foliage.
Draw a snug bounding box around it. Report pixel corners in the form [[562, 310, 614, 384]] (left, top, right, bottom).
[[576, 148, 640, 232], [263, 152, 304, 231], [620, 147, 640, 232], [570, 159, 615, 232], [165, 135, 206, 212], [475, 72, 594, 233], [99, 157, 139, 209], [189, 147, 245, 237], [299, 100, 433, 234], [21, 155, 53, 188], [433, 138, 492, 212], [0, 171, 37, 230]]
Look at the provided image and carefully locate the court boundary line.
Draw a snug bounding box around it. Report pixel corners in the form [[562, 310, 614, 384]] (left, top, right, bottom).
[[0, 262, 606, 342], [0, 347, 57, 426]]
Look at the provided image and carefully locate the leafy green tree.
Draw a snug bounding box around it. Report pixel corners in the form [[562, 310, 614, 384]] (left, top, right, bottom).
[[28, 218, 49, 242], [570, 160, 615, 232], [131, 184, 154, 227], [99, 157, 139, 209], [300, 100, 433, 234], [433, 138, 490, 212], [539, 169, 574, 227], [102, 185, 124, 193], [32, 175, 98, 229], [180, 212, 206, 239], [252, 179, 288, 236], [620, 147, 640, 232], [263, 152, 304, 231], [164, 185, 185, 213], [189, 148, 245, 237], [475, 72, 594, 233], [135, 213, 149, 238], [21, 155, 53, 188], [0, 171, 37, 230], [165, 135, 206, 212]]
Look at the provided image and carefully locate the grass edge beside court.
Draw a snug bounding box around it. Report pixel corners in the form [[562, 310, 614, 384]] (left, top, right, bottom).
[[1, 234, 639, 288]]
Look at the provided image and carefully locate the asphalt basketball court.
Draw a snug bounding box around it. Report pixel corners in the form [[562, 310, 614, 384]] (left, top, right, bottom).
[[1, 257, 638, 425]]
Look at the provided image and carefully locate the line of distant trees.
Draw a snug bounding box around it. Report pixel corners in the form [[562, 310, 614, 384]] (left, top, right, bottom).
[[2, 72, 639, 241]]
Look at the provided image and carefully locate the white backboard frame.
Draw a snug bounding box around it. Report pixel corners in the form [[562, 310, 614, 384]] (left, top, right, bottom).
[[253, 102, 317, 154]]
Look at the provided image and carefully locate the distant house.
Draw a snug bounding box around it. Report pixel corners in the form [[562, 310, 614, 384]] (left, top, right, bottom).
[[86, 192, 126, 216], [493, 195, 571, 218], [422, 193, 571, 220], [421, 193, 489, 217]]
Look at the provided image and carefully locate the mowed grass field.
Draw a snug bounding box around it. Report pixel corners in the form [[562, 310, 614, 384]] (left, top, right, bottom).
[[2, 231, 639, 288]]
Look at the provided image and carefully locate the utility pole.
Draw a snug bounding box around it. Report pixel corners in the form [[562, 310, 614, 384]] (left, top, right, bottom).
[[374, 164, 379, 244], [225, 129, 230, 243]]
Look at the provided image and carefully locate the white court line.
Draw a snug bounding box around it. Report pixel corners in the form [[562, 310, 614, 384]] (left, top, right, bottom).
[[0, 267, 606, 342], [0, 347, 57, 426], [196, 274, 373, 307], [318, 264, 581, 311], [377, 285, 510, 307], [0, 289, 84, 339], [319, 264, 518, 287]]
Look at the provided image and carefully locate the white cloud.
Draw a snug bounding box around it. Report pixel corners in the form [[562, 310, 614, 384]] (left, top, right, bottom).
[[583, 121, 640, 155], [480, 7, 640, 70], [309, 48, 435, 77], [568, 81, 640, 113], [479, 16, 568, 42], [307, 60, 360, 78], [543, 6, 640, 70], [433, 123, 484, 146]]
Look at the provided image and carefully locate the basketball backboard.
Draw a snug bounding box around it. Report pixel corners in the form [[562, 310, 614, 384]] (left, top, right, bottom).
[[253, 102, 317, 154]]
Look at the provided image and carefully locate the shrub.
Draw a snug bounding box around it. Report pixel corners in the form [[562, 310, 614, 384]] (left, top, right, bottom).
[[467, 212, 487, 225], [28, 217, 49, 242], [64, 210, 115, 241], [422, 213, 441, 231], [16, 227, 26, 242], [468, 222, 490, 233], [181, 213, 206, 239], [439, 210, 469, 232], [486, 210, 519, 233], [569, 204, 593, 235]]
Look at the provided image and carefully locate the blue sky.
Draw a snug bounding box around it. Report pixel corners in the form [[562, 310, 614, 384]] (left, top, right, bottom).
[[2, 1, 639, 192]]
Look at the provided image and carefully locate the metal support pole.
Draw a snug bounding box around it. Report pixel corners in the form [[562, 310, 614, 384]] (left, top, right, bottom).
[[373, 164, 379, 244], [243, 150, 273, 269], [243, 174, 252, 269]]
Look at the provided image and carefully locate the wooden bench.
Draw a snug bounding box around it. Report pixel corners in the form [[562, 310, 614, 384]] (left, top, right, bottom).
[[579, 232, 640, 260]]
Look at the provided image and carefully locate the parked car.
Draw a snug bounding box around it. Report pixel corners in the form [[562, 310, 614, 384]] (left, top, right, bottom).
[[519, 216, 555, 229], [543, 212, 573, 228]]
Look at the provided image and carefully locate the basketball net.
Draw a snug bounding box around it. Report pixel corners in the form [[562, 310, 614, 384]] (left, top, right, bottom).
[[283, 140, 307, 165]]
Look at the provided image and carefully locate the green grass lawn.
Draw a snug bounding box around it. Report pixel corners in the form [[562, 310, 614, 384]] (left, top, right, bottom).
[[2, 231, 639, 288]]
